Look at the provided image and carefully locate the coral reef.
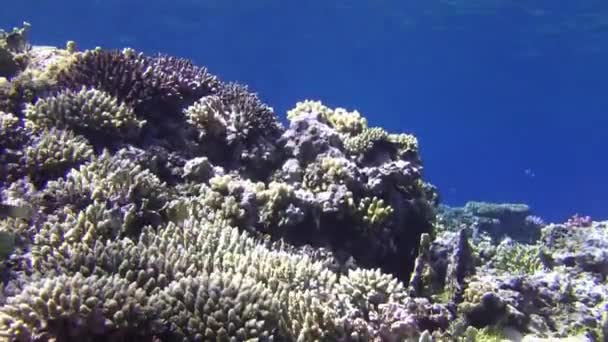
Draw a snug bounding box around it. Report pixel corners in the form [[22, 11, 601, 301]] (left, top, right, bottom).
[[0, 22, 606, 342], [0, 24, 442, 341], [410, 211, 608, 341]]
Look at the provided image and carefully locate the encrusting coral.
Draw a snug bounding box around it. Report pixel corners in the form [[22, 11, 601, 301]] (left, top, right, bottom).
[[0, 23, 442, 341]]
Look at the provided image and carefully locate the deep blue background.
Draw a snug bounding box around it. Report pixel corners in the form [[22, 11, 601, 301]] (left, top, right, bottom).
[[3, 1, 607, 222]]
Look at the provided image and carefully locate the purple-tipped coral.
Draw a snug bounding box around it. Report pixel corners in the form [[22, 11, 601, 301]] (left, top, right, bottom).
[[565, 213, 592, 228], [150, 54, 220, 100], [215, 82, 284, 141], [56, 50, 220, 116], [56, 49, 180, 115]]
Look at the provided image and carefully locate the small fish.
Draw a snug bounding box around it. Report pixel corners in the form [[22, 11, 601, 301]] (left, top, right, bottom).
[[524, 168, 536, 178], [0, 203, 32, 219]]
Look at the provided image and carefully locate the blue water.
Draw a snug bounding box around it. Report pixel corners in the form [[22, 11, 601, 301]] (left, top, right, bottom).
[[3, 1, 607, 223]]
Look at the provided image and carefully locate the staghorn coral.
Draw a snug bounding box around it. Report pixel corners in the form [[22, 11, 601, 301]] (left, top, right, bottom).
[[207, 82, 283, 141], [31, 201, 127, 273]]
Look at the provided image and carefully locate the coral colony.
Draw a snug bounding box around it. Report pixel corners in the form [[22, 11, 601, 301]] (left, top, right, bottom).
[[0, 23, 607, 341]]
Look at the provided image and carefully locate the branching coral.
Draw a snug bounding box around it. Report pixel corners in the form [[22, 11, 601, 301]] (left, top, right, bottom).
[[337, 268, 407, 315], [0, 78, 12, 112], [0, 273, 155, 340], [344, 127, 390, 155], [0, 24, 442, 341], [148, 53, 219, 100], [24, 87, 145, 144], [491, 242, 545, 276], [358, 196, 394, 227], [0, 111, 30, 183], [55, 49, 180, 114], [215, 82, 283, 142], [257, 181, 300, 229], [38, 150, 169, 232], [287, 99, 367, 136], [184, 94, 228, 139], [23, 128, 94, 186], [151, 273, 281, 340], [0, 111, 26, 148], [303, 156, 357, 192]]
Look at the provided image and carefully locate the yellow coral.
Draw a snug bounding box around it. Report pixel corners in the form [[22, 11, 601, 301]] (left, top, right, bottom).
[[24, 87, 145, 135], [389, 132, 419, 153], [492, 243, 544, 275], [461, 276, 498, 307], [208, 174, 234, 193], [0, 111, 19, 129], [304, 157, 352, 192], [25, 46, 80, 87], [286, 99, 332, 122], [287, 100, 368, 135], [461, 326, 509, 342], [321, 157, 348, 181], [358, 196, 394, 226], [258, 181, 296, 226], [184, 95, 227, 137], [343, 127, 389, 154], [65, 41, 77, 54], [327, 107, 368, 135]]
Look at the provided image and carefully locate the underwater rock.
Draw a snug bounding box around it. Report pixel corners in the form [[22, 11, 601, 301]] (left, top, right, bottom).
[[437, 201, 545, 243], [0, 23, 30, 78], [465, 201, 543, 243], [541, 221, 608, 275], [428, 214, 608, 341]]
